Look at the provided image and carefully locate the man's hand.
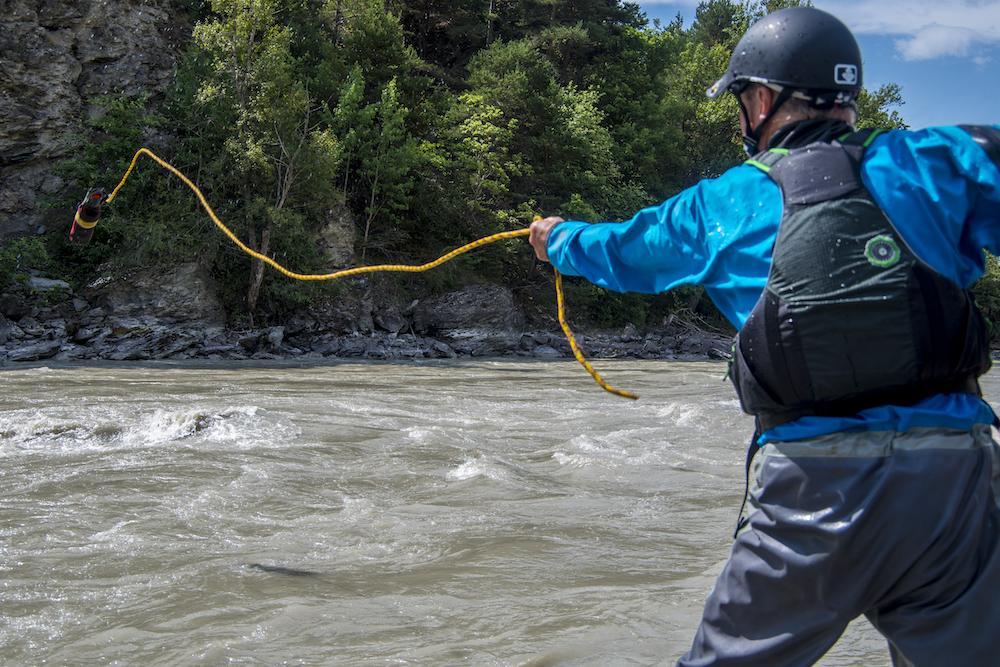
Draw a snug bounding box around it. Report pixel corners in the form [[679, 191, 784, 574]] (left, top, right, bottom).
[[529, 216, 564, 263]]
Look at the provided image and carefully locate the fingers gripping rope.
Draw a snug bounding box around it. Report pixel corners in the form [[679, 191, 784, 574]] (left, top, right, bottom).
[[97, 148, 639, 400]]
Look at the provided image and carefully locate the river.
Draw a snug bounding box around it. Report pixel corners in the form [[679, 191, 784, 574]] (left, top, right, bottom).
[[3, 358, 994, 666]]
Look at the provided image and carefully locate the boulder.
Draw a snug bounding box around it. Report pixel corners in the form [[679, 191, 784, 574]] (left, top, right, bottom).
[[314, 203, 355, 271], [6, 339, 62, 361], [265, 326, 285, 349], [411, 285, 526, 356], [412, 285, 524, 334], [374, 306, 408, 334], [28, 276, 71, 292], [83, 262, 225, 330], [0, 314, 14, 344], [0, 293, 30, 320], [306, 294, 374, 334]]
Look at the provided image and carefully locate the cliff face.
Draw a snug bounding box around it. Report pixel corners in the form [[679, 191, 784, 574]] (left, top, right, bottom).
[[0, 0, 189, 238], [0, 0, 363, 339]]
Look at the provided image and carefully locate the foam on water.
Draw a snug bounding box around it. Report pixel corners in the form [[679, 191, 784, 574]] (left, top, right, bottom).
[[446, 456, 495, 482], [0, 403, 301, 459]]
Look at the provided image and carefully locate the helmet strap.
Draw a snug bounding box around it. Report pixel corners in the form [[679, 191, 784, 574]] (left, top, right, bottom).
[[737, 98, 759, 156], [735, 86, 795, 156]]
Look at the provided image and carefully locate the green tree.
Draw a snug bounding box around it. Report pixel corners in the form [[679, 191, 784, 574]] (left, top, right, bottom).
[[466, 39, 565, 160], [593, 21, 688, 200], [689, 0, 745, 49], [339, 3, 435, 119], [447, 92, 523, 228], [357, 78, 423, 259], [330, 66, 369, 195], [663, 39, 744, 183], [193, 0, 337, 317], [0, 238, 49, 289], [553, 83, 650, 219], [857, 83, 908, 130], [330, 68, 424, 260], [388, 0, 489, 73], [464, 38, 648, 219]]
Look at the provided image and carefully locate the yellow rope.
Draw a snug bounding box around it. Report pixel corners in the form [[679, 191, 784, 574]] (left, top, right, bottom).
[[105, 148, 638, 399], [555, 271, 639, 400]]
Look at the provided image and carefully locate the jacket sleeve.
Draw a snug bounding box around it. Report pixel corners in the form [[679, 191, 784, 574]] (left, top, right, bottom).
[[545, 165, 781, 328], [861, 125, 1000, 289]]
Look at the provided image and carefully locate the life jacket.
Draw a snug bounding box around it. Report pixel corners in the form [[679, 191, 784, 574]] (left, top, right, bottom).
[[728, 130, 993, 431]]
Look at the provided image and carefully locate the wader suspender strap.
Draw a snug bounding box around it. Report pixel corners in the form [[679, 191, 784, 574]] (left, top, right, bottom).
[[734, 424, 763, 538]]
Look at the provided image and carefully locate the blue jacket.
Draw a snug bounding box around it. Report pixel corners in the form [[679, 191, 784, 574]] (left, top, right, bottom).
[[546, 125, 1000, 442]]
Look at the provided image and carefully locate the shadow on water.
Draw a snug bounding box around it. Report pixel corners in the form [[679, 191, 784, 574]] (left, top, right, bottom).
[[248, 563, 319, 577]]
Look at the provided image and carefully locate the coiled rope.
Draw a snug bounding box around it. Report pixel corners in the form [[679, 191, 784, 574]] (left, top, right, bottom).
[[106, 148, 639, 399]]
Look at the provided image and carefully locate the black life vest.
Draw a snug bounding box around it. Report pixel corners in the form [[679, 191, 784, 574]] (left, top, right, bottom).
[[728, 130, 993, 431]]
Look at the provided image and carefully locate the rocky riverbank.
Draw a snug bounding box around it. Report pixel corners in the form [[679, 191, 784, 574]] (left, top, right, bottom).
[[0, 263, 733, 365]]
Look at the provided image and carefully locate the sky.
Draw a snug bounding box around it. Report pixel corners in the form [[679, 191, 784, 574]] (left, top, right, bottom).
[[634, 0, 1000, 129]]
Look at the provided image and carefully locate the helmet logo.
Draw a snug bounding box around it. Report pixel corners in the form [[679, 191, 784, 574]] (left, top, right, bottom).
[[835, 64, 859, 86], [865, 235, 901, 268]]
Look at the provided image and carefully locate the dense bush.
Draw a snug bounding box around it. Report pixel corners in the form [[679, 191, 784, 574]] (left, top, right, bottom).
[[46, 0, 910, 330]]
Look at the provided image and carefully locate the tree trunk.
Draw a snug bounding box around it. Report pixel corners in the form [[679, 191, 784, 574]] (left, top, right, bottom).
[[247, 225, 271, 314], [685, 285, 705, 312], [486, 0, 495, 46], [332, 0, 343, 44]]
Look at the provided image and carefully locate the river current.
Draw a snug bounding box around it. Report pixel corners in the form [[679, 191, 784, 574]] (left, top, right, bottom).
[[4, 358, 994, 666]]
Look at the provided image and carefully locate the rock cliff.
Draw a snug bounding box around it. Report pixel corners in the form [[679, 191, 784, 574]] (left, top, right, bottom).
[[1, 0, 189, 237]]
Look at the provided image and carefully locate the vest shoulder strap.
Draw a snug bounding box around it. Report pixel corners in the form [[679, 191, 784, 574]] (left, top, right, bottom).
[[744, 148, 788, 173], [768, 142, 864, 205], [838, 128, 886, 147], [745, 128, 885, 174]]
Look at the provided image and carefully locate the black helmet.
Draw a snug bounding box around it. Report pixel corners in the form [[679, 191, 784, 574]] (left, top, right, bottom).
[[707, 6, 862, 101]]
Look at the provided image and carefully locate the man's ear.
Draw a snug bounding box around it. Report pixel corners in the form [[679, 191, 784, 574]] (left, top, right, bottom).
[[753, 86, 777, 126]]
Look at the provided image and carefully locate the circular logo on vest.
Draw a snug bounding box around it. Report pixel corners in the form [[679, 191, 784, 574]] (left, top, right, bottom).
[[864, 235, 900, 267]]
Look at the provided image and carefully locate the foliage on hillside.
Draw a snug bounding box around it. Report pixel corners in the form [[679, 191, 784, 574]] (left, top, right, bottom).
[[40, 0, 915, 331]]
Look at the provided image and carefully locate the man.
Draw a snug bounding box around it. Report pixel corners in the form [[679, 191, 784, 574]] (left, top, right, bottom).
[[529, 7, 1000, 667]]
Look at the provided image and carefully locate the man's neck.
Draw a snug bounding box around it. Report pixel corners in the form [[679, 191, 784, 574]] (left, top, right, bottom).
[[767, 118, 856, 150]]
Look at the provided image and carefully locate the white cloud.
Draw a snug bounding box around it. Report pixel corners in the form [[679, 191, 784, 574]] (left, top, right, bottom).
[[894, 23, 983, 60], [818, 1, 999, 38], [815, 1, 1000, 61], [637, 1, 1000, 62]]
